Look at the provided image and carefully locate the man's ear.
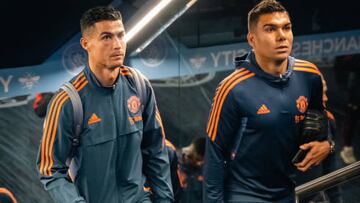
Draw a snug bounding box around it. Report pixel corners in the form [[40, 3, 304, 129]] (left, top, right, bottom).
[[247, 32, 254, 47], [80, 37, 88, 51]]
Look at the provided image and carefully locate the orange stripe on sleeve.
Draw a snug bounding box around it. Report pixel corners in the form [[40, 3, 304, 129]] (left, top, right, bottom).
[[46, 95, 70, 176], [207, 69, 249, 137], [206, 68, 246, 134], [76, 80, 89, 91], [211, 73, 255, 141], [40, 91, 66, 175], [42, 92, 68, 176], [294, 60, 319, 70], [294, 59, 316, 65], [294, 64, 318, 70], [74, 76, 86, 89], [120, 67, 132, 76], [293, 67, 321, 75], [72, 72, 84, 85], [120, 66, 129, 71]]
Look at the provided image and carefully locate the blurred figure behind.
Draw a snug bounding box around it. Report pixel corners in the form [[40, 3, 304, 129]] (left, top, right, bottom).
[[179, 136, 205, 203]]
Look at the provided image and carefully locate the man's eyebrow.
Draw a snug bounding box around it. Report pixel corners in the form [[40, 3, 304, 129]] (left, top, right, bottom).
[[100, 32, 113, 36], [263, 23, 277, 27], [263, 22, 292, 27]]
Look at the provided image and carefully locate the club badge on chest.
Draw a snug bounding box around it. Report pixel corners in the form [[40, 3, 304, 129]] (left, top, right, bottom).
[[127, 95, 141, 114], [296, 96, 308, 113], [127, 95, 142, 125]]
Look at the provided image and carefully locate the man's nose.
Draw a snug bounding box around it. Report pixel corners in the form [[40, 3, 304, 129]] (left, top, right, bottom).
[[277, 29, 286, 41], [114, 37, 123, 49]]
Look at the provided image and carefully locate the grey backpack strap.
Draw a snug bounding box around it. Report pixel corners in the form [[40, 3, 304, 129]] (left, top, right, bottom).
[[60, 82, 83, 181], [129, 68, 147, 110], [60, 82, 83, 141]]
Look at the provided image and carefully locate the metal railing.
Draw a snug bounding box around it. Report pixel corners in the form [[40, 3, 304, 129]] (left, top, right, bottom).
[[295, 161, 360, 202]]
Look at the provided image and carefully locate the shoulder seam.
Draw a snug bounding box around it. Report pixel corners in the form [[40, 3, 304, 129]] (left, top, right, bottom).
[[294, 59, 319, 70], [293, 67, 321, 75], [71, 73, 89, 92]]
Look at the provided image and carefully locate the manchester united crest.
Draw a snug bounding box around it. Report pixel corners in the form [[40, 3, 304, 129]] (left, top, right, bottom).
[[127, 96, 141, 114], [296, 96, 308, 113]]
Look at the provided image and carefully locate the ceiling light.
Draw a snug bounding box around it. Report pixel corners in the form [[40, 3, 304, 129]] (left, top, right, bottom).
[[125, 0, 173, 43]]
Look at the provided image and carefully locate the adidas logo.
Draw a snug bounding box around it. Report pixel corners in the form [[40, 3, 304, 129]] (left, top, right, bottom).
[[257, 104, 270, 114], [88, 113, 102, 125]]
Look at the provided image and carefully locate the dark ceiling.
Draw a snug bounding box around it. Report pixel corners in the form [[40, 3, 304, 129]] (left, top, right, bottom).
[[168, 0, 360, 47], [1, 0, 360, 69], [1, 0, 113, 69]]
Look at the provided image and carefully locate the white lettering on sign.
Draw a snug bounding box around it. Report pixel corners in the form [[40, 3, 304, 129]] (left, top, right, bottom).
[[210, 52, 221, 68], [293, 36, 360, 58], [0, 76, 13, 93], [210, 49, 248, 68]]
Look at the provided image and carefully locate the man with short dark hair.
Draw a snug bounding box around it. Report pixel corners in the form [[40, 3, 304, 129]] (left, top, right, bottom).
[[36, 6, 173, 203], [203, 0, 332, 202]]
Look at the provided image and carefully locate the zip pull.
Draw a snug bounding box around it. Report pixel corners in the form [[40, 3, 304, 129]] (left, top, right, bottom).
[[231, 117, 248, 160]]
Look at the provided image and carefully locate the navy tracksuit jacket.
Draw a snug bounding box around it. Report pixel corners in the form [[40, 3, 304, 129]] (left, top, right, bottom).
[[204, 51, 326, 203]]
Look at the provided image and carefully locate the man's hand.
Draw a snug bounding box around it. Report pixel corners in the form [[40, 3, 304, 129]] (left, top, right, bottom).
[[294, 140, 331, 172]]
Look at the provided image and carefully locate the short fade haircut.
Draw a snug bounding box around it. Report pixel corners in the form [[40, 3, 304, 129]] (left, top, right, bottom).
[[248, 0, 289, 32], [80, 6, 122, 35]]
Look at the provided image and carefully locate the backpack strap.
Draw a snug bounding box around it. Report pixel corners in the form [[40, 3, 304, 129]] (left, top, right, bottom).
[[60, 82, 83, 145], [60, 82, 83, 180]]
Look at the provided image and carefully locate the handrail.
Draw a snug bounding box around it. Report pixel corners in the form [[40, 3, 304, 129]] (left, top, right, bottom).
[[295, 161, 360, 198]]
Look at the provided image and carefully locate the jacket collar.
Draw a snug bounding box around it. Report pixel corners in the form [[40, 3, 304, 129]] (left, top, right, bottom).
[[234, 50, 294, 85], [83, 66, 120, 90]]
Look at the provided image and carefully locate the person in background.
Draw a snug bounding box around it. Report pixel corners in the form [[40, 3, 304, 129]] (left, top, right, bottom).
[[179, 137, 205, 203], [164, 139, 184, 203], [339, 79, 359, 164], [333, 54, 360, 164], [33, 92, 54, 118]]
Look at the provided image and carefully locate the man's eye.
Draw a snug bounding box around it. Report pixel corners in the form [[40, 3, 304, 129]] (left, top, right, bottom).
[[284, 26, 291, 31], [103, 35, 111, 40], [265, 27, 275, 32]]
